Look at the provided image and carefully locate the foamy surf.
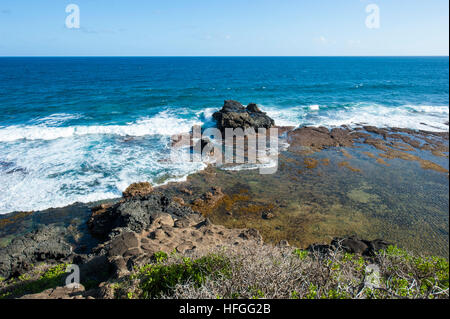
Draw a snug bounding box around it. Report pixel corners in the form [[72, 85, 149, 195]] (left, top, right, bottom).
[[0, 102, 448, 214], [0, 110, 203, 142], [265, 103, 449, 132], [0, 128, 205, 214]]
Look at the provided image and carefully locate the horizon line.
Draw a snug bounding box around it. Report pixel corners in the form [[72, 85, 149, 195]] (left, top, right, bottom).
[[0, 55, 449, 58]]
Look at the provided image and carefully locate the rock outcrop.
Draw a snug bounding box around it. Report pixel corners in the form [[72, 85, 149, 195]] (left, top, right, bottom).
[[87, 192, 198, 239], [122, 182, 154, 199], [85, 189, 263, 278], [212, 100, 275, 132], [308, 236, 392, 257], [92, 213, 263, 279], [0, 226, 73, 279], [287, 126, 358, 150], [20, 284, 89, 299]]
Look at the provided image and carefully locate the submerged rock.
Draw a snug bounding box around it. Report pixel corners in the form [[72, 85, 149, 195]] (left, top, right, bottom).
[[212, 100, 275, 132], [288, 126, 354, 150], [190, 187, 225, 214]]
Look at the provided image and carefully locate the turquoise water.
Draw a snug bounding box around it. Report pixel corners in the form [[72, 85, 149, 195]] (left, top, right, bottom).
[[0, 57, 448, 213]]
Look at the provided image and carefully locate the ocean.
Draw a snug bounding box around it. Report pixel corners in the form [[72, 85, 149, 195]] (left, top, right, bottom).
[[0, 57, 448, 214]]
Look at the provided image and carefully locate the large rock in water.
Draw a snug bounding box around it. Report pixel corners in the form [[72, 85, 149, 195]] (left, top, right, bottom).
[[212, 100, 275, 132]]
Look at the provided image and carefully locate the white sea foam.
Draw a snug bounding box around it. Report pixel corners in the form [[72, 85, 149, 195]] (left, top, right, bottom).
[[220, 158, 279, 172], [265, 103, 449, 132], [30, 113, 84, 126], [0, 103, 448, 214], [404, 104, 449, 115], [263, 105, 305, 127], [310, 103, 449, 132], [0, 131, 205, 214], [194, 107, 216, 127], [0, 110, 203, 142]]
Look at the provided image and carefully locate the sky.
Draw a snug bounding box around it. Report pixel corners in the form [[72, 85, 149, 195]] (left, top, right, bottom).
[[0, 0, 448, 56]]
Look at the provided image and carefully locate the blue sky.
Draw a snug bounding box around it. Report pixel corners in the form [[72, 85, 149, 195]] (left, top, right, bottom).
[[0, 0, 448, 56]]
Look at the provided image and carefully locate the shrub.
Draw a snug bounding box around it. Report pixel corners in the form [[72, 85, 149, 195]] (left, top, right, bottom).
[[153, 244, 448, 299], [130, 252, 231, 299], [0, 263, 68, 299]]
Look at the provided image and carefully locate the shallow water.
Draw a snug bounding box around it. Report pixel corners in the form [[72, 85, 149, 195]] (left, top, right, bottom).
[[1, 137, 448, 257], [181, 142, 449, 257]]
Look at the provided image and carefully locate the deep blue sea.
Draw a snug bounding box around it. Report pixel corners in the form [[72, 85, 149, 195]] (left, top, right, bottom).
[[0, 57, 448, 213]]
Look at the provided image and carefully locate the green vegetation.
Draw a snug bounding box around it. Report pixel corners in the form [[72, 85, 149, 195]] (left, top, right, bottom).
[[293, 248, 308, 260], [1, 245, 448, 299], [379, 246, 449, 298], [111, 244, 448, 299], [123, 252, 231, 299], [0, 263, 68, 299]]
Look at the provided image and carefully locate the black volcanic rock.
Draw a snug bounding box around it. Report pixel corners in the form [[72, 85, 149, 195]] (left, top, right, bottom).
[[87, 192, 198, 239], [246, 103, 262, 113], [212, 100, 275, 132], [307, 236, 393, 257], [0, 226, 73, 279]]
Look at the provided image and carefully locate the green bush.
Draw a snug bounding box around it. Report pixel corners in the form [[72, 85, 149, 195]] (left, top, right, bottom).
[[135, 252, 231, 298], [0, 263, 68, 299]]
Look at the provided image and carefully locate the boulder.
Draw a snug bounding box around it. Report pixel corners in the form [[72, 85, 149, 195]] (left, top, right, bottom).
[[87, 192, 198, 238], [122, 182, 153, 198], [277, 240, 290, 247], [331, 236, 369, 255], [20, 284, 87, 299], [308, 236, 393, 256], [331, 236, 393, 256], [212, 100, 275, 133], [238, 228, 263, 243]]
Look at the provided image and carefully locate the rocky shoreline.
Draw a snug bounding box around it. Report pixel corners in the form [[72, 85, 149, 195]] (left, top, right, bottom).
[[0, 100, 448, 298], [0, 185, 394, 299]]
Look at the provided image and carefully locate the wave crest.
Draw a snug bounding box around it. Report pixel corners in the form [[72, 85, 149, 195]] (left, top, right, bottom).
[[0, 110, 202, 142]]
